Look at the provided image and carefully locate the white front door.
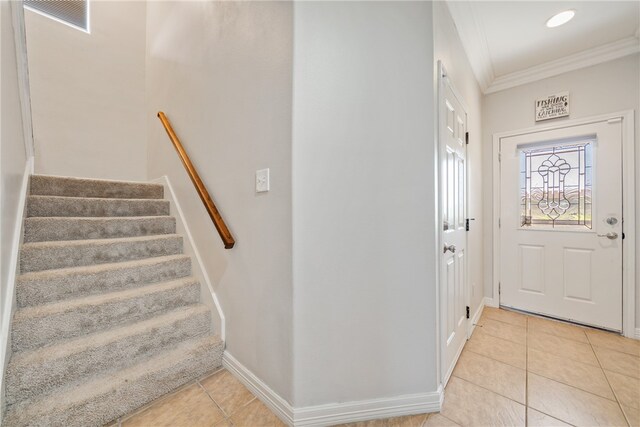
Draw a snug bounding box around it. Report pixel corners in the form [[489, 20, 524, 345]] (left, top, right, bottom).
[[439, 67, 468, 384], [500, 119, 623, 331]]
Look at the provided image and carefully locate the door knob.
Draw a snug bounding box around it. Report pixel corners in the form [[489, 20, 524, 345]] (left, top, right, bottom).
[[443, 244, 456, 253], [597, 232, 618, 240]]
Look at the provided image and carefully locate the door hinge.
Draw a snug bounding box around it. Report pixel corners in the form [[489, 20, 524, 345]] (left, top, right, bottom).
[[465, 218, 475, 231], [498, 282, 501, 295], [466, 306, 470, 319], [622, 232, 625, 239], [498, 218, 501, 228], [498, 153, 501, 162], [465, 131, 469, 145]]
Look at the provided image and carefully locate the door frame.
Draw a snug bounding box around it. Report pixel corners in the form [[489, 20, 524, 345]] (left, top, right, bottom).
[[491, 110, 636, 338], [437, 61, 471, 387]]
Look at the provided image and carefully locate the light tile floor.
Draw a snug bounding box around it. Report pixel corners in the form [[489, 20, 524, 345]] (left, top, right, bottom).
[[111, 307, 640, 427]]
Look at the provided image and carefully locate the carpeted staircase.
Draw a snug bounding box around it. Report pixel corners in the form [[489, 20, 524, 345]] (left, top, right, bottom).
[[2, 175, 223, 427]]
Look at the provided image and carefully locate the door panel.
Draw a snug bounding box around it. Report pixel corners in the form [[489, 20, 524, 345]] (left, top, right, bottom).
[[440, 71, 467, 383], [500, 120, 622, 331]]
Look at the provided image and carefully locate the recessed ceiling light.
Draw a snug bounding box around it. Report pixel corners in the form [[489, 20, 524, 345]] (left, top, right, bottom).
[[546, 10, 575, 28]]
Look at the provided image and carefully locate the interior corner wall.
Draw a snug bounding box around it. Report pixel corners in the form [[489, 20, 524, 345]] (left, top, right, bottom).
[[1, 0, 27, 331], [482, 54, 640, 328], [433, 2, 484, 319], [24, 1, 147, 181], [291, 1, 438, 407], [1, 0, 28, 416], [145, 1, 294, 403]]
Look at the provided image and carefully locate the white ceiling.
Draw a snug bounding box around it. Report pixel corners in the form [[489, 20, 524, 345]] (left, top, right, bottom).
[[447, 1, 640, 93]]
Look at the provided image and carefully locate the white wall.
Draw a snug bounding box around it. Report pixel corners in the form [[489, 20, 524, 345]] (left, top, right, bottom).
[[433, 2, 484, 320], [145, 1, 294, 402], [25, 1, 147, 180], [0, 0, 29, 416], [292, 1, 438, 406], [482, 54, 640, 328]]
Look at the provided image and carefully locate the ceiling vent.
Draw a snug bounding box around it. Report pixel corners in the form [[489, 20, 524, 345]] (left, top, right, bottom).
[[24, 0, 89, 33]]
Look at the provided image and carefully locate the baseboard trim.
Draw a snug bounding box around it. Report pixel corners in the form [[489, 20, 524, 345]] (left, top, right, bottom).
[[635, 328, 640, 340], [469, 299, 485, 337], [152, 175, 225, 341], [223, 351, 294, 425], [293, 388, 442, 427], [223, 351, 442, 427], [0, 157, 33, 422], [483, 297, 497, 308]]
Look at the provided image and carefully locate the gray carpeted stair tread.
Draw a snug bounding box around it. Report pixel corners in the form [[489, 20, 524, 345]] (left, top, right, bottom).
[[27, 195, 170, 218], [30, 175, 164, 200], [5, 304, 211, 405], [16, 254, 191, 307], [20, 234, 183, 273], [24, 216, 176, 242], [5, 174, 224, 427], [3, 335, 223, 427], [11, 277, 200, 352]]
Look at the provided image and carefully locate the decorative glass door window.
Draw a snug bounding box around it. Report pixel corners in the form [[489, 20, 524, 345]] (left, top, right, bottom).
[[520, 142, 592, 228]]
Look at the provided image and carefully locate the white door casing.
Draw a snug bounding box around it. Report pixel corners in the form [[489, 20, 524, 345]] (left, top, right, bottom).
[[499, 120, 623, 331], [439, 64, 468, 385]]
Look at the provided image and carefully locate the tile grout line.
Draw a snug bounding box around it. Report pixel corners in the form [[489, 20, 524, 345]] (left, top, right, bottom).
[[464, 346, 526, 370], [585, 333, 632, 427], [450, 375, 527, 409], [477, 313, 590, 427]]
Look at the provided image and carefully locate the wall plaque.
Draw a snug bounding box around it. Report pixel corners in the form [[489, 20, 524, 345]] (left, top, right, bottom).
[[535, 92, 569, 121]]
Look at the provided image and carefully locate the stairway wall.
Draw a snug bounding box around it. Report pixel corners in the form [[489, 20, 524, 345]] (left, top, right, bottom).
[[24, 1, 147, 181], [1, 0, 30, 418], [145, 1, 294, 403]]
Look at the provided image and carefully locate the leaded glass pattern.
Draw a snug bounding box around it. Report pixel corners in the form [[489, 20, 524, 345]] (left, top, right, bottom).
[[520, 142, 592, 228]]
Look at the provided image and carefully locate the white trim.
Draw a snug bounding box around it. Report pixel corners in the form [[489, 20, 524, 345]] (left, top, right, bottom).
[[483, 297, 497, 309], [486, 37, 640, 94], [223, 351, 294, 426], [468, 298, 486, 338], [10, 1, 34, 159], [0, 157, 33, 423], [152, 175, 225, 341], [445, 1, 494, 92], [293, 389, 442, 427], [447, 2, 640, 95], [621, 111, 636, 339], [223, 351, 442, 427], [442, 340, 463, 389], [492, 111, 636, 338], [635, 328, 640, 340]]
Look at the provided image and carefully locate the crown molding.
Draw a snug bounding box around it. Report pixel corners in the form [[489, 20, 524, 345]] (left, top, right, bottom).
[[485, 36, 640, 94], [445, 1, 494, 92]]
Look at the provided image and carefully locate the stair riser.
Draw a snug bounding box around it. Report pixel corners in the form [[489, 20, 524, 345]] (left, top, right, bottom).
[[17, 256, 191, 307], [11, 281, 200, 352], [4, 337, 223, 427], [30, 175, 164, 200], [20, 236, 183, 273], [24, 217, 176, 242], [5, 308, 211, 405], [27, 196, 170, 218]]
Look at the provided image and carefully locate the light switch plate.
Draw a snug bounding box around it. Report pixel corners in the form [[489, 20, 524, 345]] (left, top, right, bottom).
[[256, 168, 270, 193]]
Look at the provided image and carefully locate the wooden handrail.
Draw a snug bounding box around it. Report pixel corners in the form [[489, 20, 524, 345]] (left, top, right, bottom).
[[157, 111, 235, 249]]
